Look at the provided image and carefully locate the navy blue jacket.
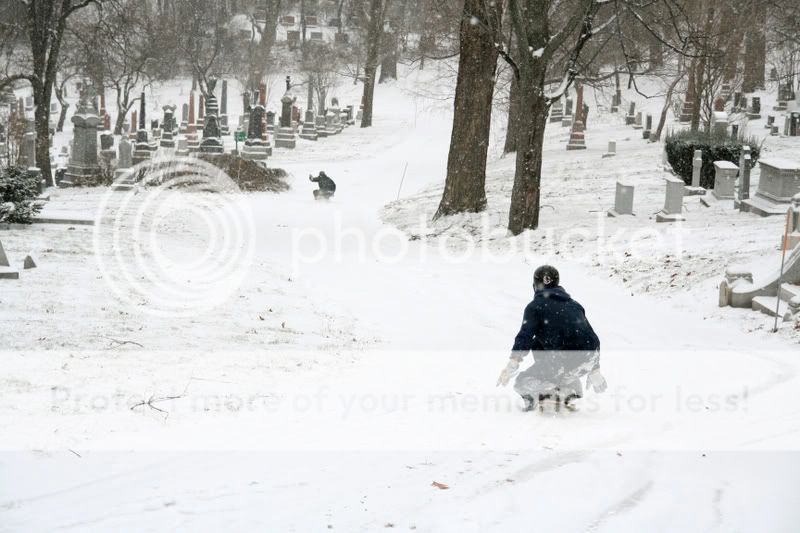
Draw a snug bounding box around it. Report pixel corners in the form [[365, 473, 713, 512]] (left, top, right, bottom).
[[512, 286, 600, 355]]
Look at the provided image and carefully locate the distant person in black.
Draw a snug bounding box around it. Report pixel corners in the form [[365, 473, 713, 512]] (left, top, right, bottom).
[[497, 265, 607, 411], [309, 171, 336, 200]]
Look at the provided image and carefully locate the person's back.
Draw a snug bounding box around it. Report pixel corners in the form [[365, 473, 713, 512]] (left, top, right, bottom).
[[515, 286, 599, 353], [498, 265, 607, 411], [310, 171, 336, 199]]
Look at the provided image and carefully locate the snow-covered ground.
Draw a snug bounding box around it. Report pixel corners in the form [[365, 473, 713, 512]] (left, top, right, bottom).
[[2, 64, 800, 531]]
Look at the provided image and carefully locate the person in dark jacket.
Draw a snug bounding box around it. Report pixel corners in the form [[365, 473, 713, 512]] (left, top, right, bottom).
[[497, 265, 607, 410], [310, 171, 336, 200]]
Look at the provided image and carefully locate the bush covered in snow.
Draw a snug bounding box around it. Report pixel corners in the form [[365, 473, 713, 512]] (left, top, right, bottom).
[[665, 130, 761, 189], [0, 166, 43, 223], [199, 154, 290, 193]]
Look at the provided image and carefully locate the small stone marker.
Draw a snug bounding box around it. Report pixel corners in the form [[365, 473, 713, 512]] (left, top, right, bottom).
[[0, 239, 9, 266], [633, 111, 643, 130], [23, 255, 36, 269], [0, 240, 19, 279], [711, 160, 738, 200], [602, 140, 616, 158], [737, 154, 752, 211], [643, 114, 652, 139], [685, 149, 705, 196], [656, 177, 686, 222], [608, 182, 634, 217]]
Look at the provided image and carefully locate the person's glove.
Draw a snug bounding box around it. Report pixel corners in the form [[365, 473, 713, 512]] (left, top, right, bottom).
[[585, 368, 607, 393], [496, 357, 521, 387]]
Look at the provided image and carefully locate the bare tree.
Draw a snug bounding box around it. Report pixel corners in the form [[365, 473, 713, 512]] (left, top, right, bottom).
[[71, 1, 160, 134], [433, 0, 502, 218], [0, 0, 104, 179], [359, 0, 391, 127]]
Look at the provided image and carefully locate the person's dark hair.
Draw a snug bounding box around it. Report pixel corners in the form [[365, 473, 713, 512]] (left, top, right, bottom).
[[533, 265, 559, 289]]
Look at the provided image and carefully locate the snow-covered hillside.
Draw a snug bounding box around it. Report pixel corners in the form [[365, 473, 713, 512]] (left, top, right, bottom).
[[2, 64, 799, 532]]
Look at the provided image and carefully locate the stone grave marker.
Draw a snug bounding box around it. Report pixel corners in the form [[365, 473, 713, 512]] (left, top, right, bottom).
[[656, 177, 686, 222], [607, 182, 634, 217]]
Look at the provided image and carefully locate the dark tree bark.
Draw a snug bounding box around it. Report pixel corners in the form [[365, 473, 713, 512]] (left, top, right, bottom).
[[506, 0, 603, 235], [360, 0, 386, 128], [379, 31, 398, 83], [508, 69, 548, 234], [503, 75, 521, 154], [742, 3, 766, 92], [16, 1, 98, 179], [690, 7, 715, 133], [433, 0, 502, 219]]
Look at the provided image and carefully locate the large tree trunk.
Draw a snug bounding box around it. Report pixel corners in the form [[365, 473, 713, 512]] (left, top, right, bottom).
[[433, 0, 501, 219], [33, 87, 52, 177], [742, 4, 766, 92], [508, 76, 548, 235], [503, 75, 521, 154], [379, 31, 398, 83], [360, 0, 383, 128]]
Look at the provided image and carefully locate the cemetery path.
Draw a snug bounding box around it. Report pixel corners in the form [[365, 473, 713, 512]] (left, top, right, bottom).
[[3, 78, 800, 531]]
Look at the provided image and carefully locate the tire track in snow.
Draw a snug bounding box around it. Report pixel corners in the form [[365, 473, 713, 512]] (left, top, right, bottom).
[[583, 480, 654, 533]]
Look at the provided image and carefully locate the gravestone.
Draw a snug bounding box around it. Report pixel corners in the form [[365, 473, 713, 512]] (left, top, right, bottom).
[[176, 136, 189, 157], [550, 99, 564, 123], [160, 105, 177, 148], [266, 111, 276, 134], [731, 124, 739, 139], [643, 114, 652, 139], [330, 102, 343, 133], [602, 139, 616, 158], [64, 93, 101, 186], [712, 111, 728, 136], [684, 149, 705, 195], [656, 177, 686, 222], [219, 80, 230, 135], [765, 115, 775, 129], [711, 161, 738, 200], [132, 91, 155, 164], [241, 105, 270, 160], [275, 94, 297, 149], [118, 138, 132, 168], [747, 96, 761, 119], [20, 131, 36, 168], [0, 239, 19, 279], [299, 110, 318, 141], [200, 80, 224, 154], [324, 111, 337, 137], [787, 194, 800, 249], [99, 133, 115, 167], [607, 182, 634, 217], [23, 255, 36, 269], [741, 158, 800, 216], [736, 153, 752, 211], [346, 105, 355, 125], [611, 89, 622, 113], [625, 102, 636, 125], [565, 98, 573, 117], [199, 114, 224, 153], [181, 102, 189, 131], [315, 114, 328, 138]]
